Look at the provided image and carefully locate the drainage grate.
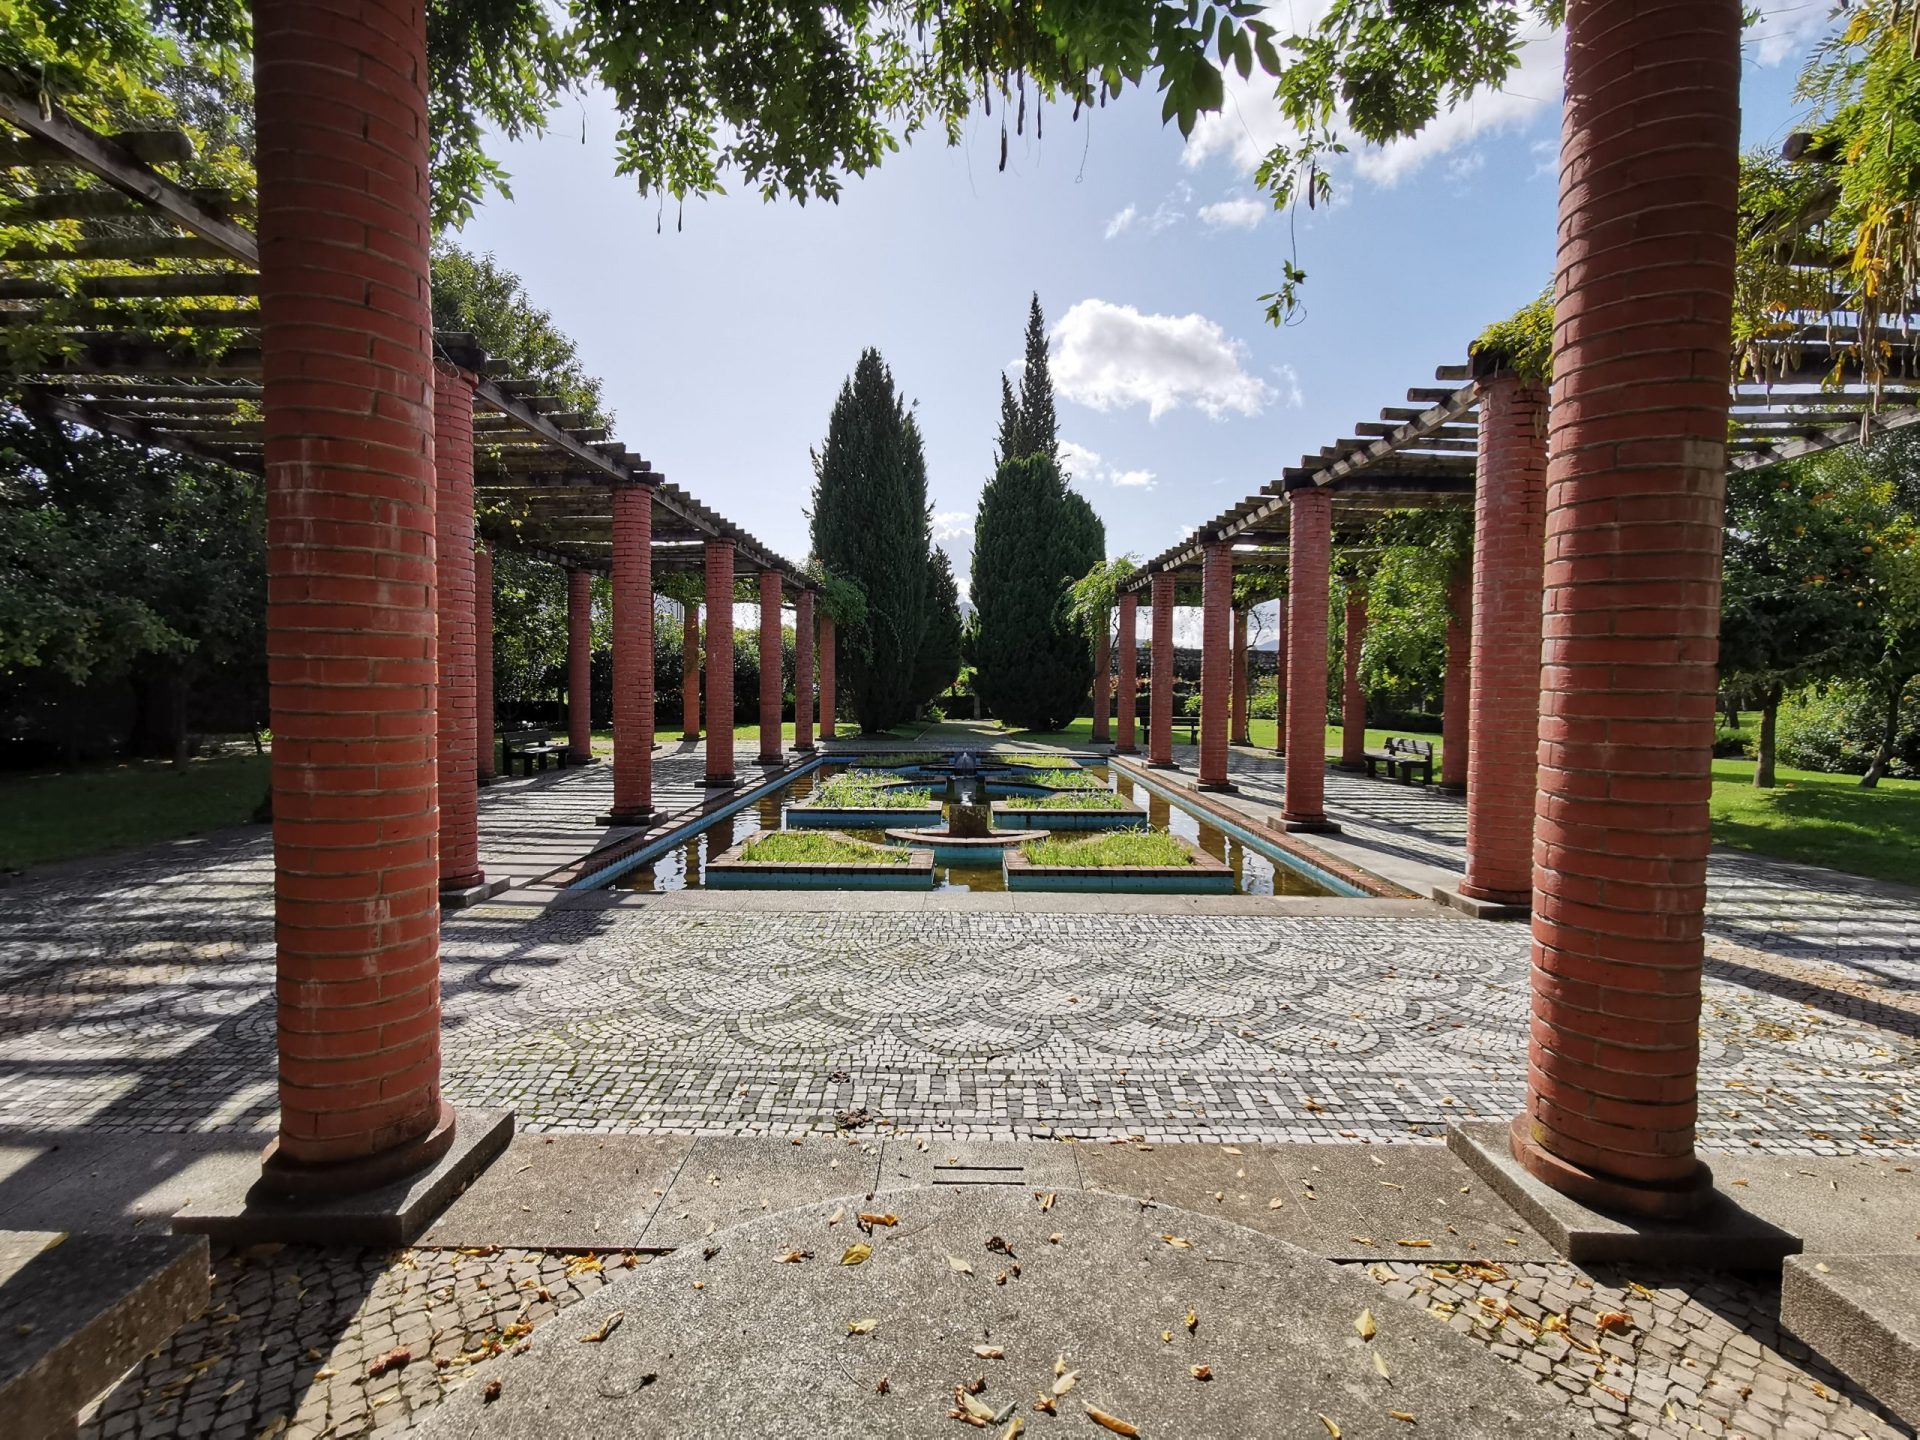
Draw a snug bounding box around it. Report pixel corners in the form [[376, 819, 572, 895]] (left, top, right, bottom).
[[931, 1164, 1026, 1187]]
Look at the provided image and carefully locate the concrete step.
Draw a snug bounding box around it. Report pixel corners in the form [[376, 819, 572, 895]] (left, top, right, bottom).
[[1781, 1254, 1919, 1431]]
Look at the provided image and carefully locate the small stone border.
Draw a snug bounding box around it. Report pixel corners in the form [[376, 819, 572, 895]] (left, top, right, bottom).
[[784, 801, 944, 829], [991, 798, 1148, 830]]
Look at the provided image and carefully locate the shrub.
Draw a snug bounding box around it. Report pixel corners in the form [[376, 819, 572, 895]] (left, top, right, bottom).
[[1712, 725, 1752, 759], [1775, 681, 1920, 778]]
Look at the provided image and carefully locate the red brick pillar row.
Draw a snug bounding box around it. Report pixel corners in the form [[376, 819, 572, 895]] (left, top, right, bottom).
[[1461, 374, 1549, 905], [1197, 543, 1234, 790], [257, 0, 453, 1191], [1115, 592, 1138, 754], [1339, 583, 1368, 769], [818, 614, 837, 741], [606, 485, 656, 825], [1440, 557, 1472, 793], [1091, 618, 1112, 744], [433, 366, 484, 896], [793, 589, 816, 752], [1230, 608, 1250, 745], [565, 567, 594, 764], [1147, 572, 1176, 768], [1272, 605, 1288, 757], [757, 570, 784, 764], [704, 543, 736, 785], [1282, 488, 1334, 829], [475, 545, 495, 784], [681, 602, 700, 740], [1515, 0, 1741, 1219]]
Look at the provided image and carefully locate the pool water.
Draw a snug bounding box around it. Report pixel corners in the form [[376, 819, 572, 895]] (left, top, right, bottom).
[[614, 761, 1336, 897]]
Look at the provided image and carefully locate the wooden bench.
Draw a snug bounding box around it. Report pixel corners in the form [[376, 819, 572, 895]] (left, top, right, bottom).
[[501, 727, 563, 776], [1363, 737, 1435, 785]]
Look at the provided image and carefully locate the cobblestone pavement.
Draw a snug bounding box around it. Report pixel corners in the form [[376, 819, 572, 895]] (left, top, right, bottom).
[[1352, 1258, 1912, 1439], [79, 1244, 635, 1440]]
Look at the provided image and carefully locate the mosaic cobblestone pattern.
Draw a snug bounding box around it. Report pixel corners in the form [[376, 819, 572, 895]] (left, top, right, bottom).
[[1354, 1258, 1913, 1440]]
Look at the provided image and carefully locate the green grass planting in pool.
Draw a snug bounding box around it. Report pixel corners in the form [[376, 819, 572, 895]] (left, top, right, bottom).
[[994, 753, 1082, 768], [1020, 767, 1105, 791], [811, 772, 934, 808], [854, 751, 946, 767], [1020, 830, 1193, 868], [1021, 789, 1131, 811], [739, 832, 909, 865]]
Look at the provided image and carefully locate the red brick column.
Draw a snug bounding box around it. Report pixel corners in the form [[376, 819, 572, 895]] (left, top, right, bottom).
[[1462, 374, 1549, 904], [1514, 0, 1740, 1219], [1272, 606, 1288, 756], [1441, 557, 1472, 793], [1115, 592, 1139, 754], [1282, 488, 1334, 828], [257, 0, 452, 1190], [1339, 583, 1368, 769], [1230, 608, 1250, 745], [756, 570, 784, 764], [565, 567, 593, 765], [1198, 543, 1234, 790], [1091, 618, 1112, 744], [606, 485, 656, 825], [681, 602, 700, 740], [475, 545, 495, 784], [818, 614, 837, 740], [433, 366, 483, 896], [1147, 572, 1176, 768], [793, 589, 816, 752], [704, 542, 736, 785]]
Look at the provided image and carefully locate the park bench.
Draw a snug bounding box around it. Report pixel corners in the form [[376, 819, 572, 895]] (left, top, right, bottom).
[[0, 1229, 210, 1439], [501, 727, 563, 776], [1363, 737, 1435, 785]]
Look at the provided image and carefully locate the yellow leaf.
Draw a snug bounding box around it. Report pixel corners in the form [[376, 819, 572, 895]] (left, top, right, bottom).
[[847, 1318, 877, 1335], [974, 1345, 1006, 1360], [564, 1254, 602, 1277], [576, 1311, 624, 1344], [1054, 1356, 1069, 1378], [857, 1212, 898, 1228], [1052, 1370, 1079, 1397], [1388, 1411, 1417, 1424], [1355, 1308, 1377, 1340], [1160, 1233, 1194, 1249], [840, 1242, 873, 1266], [958, 1388, 997, 1422], [1000, 1418, 1026, 1440], [1395, 1239, 1433, 1249], [1185, 1309, 1199, 1333], [1373, 1350, 1392, 1381], [948, 1255, 975, 1275], [1036, 1191, 1057, 1212], [1085, 1404, 1142, 1436], [1319, 1415, 1342, 1437], [1190, 1364, 1213, 1381]]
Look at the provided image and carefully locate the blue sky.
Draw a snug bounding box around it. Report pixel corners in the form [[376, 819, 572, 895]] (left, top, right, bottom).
[[460, 3, 1835, 636]]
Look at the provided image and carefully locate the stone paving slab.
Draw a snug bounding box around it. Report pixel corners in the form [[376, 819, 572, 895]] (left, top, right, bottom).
[[0, 1132, 260, 1234], [1781, 1253, 1920, 1429], [636, 1133, 885, 1250], [419, 1133, 692, 1251], [1078, 1139, 1560, 1262], [876, 1137, 1084, 1193], [420, 1187, 1603, 1440], [1706, 1149, 1920, 1256]]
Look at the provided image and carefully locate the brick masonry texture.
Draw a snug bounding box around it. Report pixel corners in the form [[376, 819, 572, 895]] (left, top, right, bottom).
[[609, 486, 654, 818], [256, 0, 444, 1166], [1116, 592, 1139, 754], [434, 366, 483, 892], [1527, 0, 1744, 1193], [1342, 583, 1368, 766], [794, 589, 814, 749], [758, 570, 782, 762], [1284, 488, 1332, 820], [704, 542, 735, 780], [1199, 542, 1233, 785], [475, 544, 494, 781], [1150, 573, 1176, 766], [1463, 373, 1549, 904], [566, 567, 593, 760], [1443, 559, 1472, 789]]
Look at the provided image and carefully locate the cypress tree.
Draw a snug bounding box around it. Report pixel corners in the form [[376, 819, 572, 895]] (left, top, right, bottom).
[[1013, 291, 1057, 460], [971, 453, 1106, 730], [912, 548, 965, 706], [809, 349, 933, 731]]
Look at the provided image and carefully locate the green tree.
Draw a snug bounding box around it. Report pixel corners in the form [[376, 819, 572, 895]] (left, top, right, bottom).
[[995, 293, 1059, 465], [808, 348, 934, 731], [912, 548, 965, 706], [971, 452, 1106, 729]]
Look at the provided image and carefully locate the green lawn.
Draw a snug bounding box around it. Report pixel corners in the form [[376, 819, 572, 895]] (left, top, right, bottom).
[[0, 753, 270, 873], [1001, 715, 1445, 760], [1709, 758, 1920, 886], [591, 722, 799, 756]]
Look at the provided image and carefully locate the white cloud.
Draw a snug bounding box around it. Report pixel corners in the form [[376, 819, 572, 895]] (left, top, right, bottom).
[[1103, 204, 1137, 240], [1747, 0, 1839, 68], [1057, 438, 1158, 492], [1198, 196, 1265, 231], [931, 510, 972, 541], [1276, 362, 1305, 410], [1051, 299, 1274, 421]]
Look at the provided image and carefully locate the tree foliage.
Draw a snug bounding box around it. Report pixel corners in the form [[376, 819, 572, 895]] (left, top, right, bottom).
[[996, 292, 1058, 465], [912, 548, 966, 704]]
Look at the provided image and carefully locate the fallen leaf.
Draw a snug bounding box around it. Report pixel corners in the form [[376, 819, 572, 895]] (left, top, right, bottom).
[[840, 1242, 873, 1267], [1222, 1146, 1243, 1156], [1356, 1308, 1377, 1341], [1159, 1233, 1193, 1249], [1052, 1370, 1079, 1397], [858, 1212, 898, 1228], [1084, 1404, 1141, 1436], [948, 1255, 975, 1275], [1160, 1330, 1174, 1344], [1032, 1395, 1057, 1415], [1036, 1191, 1057, 1212], [847, 1318, 877, 1335], [974, 1345, 1006, 1360], [1395, 1239, 1433, 1249], [1268, 1196, 1286, 1209], [827, 1208, 845, 1226], [957, 1388, 998, 1423], [1319, 1415, 1342, 1437], [999, 1418, 1026, 1440], [482, 1378, 502, 1404], [777, 1248, 813, 1264], [1595, 1311, 1634, 1334], [875, 1375, 890, 1394], [577, 1311, 624, 1344], [1190, 1364, 1213, 1381], [366, 1347, 411, 1378], [1387, 1410, 1416, 1424], [1373, 1351, 1392, 1381], [1054, 1355, 1069, 1378], [564, 1254, 602, 1277]]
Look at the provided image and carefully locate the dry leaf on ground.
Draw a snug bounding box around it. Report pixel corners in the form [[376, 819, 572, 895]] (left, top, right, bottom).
[[1355, 1308, 1377, 1340], [576, 1311, 624, 1344], [974, 1345, 1006, 1360], [858, 1212, 898, 1228], [840, 1242, 873, 1266], [1372, 1351, 1391, 1380], [482, 1379, 502, 1404], [847, 1318, 877, 1335], [1190, 1364, 1213, 1381], [1596, 1311, 1634, 1334], [1052, 1370, 1079, 1397], [948, 1255, 975, 1275], [1159, 1233, 1193, 1249], [366, 1347, 411, 1378], [1084, 1404, 1141, 1436], [777, 1248, 813, 1264], [1318, 1415, 1342, 1437]]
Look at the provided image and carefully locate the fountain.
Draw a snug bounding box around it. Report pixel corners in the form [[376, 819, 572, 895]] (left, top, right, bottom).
[[882, 758, 1044, 864]]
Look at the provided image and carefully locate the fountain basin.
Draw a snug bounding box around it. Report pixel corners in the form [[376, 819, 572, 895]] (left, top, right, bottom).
[[991, 798, 1148, 831], [881, 827, 1047, 868], [785, 800, 944, 829]]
